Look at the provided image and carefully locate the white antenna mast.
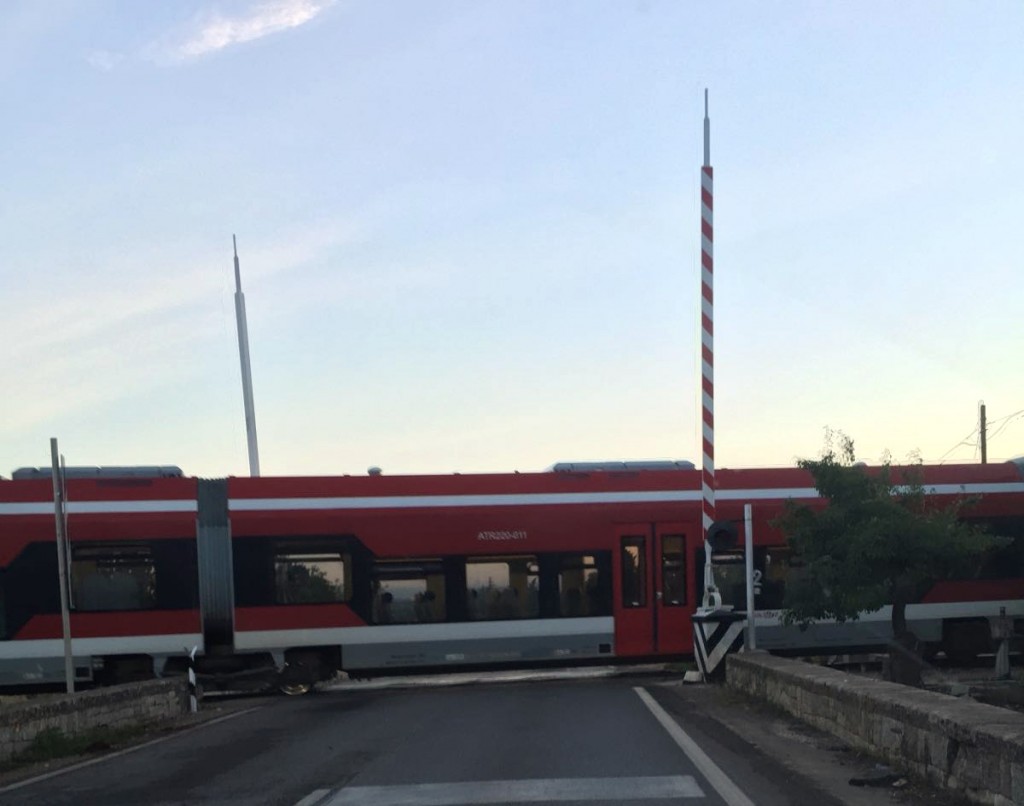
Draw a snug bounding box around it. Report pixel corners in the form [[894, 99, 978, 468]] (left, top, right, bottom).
[[233, 235, 261, 476]]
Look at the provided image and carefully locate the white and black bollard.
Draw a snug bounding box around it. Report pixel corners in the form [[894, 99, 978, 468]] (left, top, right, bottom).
[[187, 645, 199, 713], [692, 608, 746, 681], [993, 608, 1012, 680]]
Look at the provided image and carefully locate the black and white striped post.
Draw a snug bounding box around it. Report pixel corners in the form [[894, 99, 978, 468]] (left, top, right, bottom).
[[692, 609, 746, 680], [689, 92, 744, 682], [690, 508, 760, 681], [187, 645, 199, 713]]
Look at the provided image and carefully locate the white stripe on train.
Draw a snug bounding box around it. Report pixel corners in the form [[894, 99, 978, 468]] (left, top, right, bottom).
[[753, 598, 1024, 625], [226, 482, 1024, 511], [1, 481, 1021, 516], [233, 616, 613, 651], [0, 633, 204, 659], [0, 500, 198, 516]]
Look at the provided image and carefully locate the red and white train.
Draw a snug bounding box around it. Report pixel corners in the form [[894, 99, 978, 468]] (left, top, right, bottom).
[[1, 459, 1022, 691]]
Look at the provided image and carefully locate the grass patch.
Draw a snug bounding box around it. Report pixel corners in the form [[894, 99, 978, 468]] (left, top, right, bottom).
[[3, 724, 148, 771]]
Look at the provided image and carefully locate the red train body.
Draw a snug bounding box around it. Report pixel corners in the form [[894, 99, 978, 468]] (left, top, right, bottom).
[[1, 461, 1021, 688]]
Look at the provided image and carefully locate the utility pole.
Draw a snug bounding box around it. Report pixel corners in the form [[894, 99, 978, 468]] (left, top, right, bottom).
[[979, 401, 987, 464], [50, 438, 75, 694]]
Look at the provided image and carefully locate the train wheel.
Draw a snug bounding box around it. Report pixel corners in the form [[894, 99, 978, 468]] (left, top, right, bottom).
[[279, 681, 312, 696]]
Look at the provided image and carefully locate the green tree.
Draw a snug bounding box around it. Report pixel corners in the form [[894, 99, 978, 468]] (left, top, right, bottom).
[[777, 431, 1005, 686]]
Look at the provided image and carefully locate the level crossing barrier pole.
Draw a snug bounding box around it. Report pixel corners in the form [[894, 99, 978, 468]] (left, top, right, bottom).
[[187, 646, 199, 713], [688, 91, 751, 682]]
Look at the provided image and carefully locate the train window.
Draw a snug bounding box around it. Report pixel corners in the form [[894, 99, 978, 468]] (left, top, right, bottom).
[[965, 519, 1024, 580], [372, 561, 446, 624], [621, 537, 647, 608], [661, 536, 686, 606], [274, 551, 348, 605], [558, 555, 606, 617], [466, 556, 539, 620], [72, 545, 157, 611]]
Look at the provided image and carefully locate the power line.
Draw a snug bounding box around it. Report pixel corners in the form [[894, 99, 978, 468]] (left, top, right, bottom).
[[987, 407, 1024, 427], [938, 406, 1024, 464], [988, 410, 1024, 444], [937, 427, 979, 464]]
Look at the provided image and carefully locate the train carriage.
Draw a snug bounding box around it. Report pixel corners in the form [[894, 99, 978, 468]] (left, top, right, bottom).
[[0, 468, 201, 686], [0, 459, 1022, 690], [221, 466, 700, 686]]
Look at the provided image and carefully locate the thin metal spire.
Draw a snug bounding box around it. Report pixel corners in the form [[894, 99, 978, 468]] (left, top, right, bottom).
[[233, 236, 261, 477], [233, 234, 241, 292], [703, 89, 710, 167]]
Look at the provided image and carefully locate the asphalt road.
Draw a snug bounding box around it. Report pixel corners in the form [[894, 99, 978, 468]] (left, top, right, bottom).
[[0, 673, 970, 806]]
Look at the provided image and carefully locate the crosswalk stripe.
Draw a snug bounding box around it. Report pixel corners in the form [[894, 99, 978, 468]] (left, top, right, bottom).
[[305, 775, 704, 805], [293, 788, 332, 806]]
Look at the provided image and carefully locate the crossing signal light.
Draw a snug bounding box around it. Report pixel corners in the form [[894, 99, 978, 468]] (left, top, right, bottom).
[[707, 519, 738, 551]]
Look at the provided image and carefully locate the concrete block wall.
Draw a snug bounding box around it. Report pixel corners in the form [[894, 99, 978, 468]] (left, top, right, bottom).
[[0, 678, 188, 763], [727, 651, 1024, 806]]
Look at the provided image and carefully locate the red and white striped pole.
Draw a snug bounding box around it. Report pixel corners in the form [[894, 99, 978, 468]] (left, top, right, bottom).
[[700, 89, 721, 609]]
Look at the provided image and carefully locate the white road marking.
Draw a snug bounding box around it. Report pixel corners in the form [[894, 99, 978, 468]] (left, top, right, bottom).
[[314, 775, 704, 805], [293, 788, 332, 806], [0, 706, 262, 794], [634, 687, 755, 806]]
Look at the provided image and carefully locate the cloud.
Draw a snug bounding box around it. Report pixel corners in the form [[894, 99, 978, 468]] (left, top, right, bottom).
[[161, 0, 333, 63]]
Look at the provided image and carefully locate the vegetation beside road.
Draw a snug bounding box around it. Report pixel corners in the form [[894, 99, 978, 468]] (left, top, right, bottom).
[[1, 724, 147, 773], [776, 430, 1010, 685]]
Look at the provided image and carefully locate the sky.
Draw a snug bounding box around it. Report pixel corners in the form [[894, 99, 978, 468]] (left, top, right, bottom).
[[1, 0, 1022, 479]]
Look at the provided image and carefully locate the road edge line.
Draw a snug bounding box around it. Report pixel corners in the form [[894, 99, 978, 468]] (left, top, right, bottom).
[[634, 686, 756, 806]]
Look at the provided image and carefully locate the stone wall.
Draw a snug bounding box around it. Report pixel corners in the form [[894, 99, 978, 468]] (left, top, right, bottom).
[[0, 678, 188, 763], [727, 651, 1024, 806]]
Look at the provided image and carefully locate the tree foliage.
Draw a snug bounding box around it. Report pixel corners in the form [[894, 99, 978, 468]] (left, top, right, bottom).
[[776, 431, 1006, 684]]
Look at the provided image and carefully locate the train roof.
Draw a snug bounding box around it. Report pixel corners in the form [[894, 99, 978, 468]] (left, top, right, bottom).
[[11, 466, 184, 481], [220, 459, 1024, 499], [4, 459, 1022, 492], [546, 460, 696, 472]]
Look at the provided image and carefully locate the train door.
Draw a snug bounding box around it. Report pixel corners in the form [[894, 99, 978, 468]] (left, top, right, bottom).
[[613, 523, 693, 657]]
